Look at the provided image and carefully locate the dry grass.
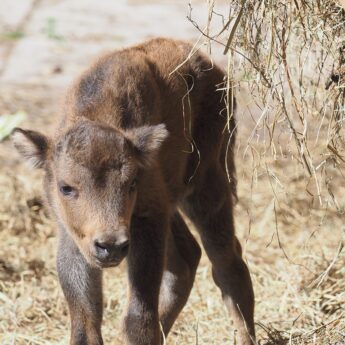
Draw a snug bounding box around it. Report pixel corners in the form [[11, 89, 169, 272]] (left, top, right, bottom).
[[1, 1, 345, 344]]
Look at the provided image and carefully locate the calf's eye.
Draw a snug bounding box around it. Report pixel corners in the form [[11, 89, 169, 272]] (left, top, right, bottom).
[[59, 183, 77, 197], [129, 178, 137, 192]]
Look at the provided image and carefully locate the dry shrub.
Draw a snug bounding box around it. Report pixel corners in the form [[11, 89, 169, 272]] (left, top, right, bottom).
[[189, 0, 345, 207]]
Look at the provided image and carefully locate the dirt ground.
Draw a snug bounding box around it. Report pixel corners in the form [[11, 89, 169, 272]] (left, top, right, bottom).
[[1, 1, 345, 345]]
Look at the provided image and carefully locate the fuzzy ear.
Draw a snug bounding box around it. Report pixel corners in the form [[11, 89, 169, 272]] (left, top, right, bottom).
[[11, 128, 49, 168], [126, 124, 168, 167]]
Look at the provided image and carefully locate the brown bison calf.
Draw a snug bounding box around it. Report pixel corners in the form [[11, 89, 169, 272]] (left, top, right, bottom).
[[12, 38, 255, 345]]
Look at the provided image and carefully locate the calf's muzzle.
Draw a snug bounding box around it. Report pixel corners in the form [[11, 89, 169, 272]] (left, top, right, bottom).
[[92, 232, 129, 266]]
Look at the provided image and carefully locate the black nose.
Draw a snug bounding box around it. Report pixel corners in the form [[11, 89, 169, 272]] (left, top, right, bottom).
[[94, 238, 129, 262]]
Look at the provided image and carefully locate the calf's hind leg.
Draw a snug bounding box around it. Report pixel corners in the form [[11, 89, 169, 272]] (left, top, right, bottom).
[[182, 164, 255, 345], [57, 228, 103, 345], [159, 212, 201, 336]]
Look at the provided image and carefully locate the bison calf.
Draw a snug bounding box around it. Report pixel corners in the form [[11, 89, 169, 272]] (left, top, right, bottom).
[[13, 38, 255, 345]]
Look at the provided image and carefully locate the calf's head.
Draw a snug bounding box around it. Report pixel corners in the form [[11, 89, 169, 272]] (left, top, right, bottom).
[[12, 120, 168, 268]]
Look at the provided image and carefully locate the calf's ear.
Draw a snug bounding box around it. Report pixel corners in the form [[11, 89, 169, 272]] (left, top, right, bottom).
[[11, 128, 49, 169], [125, 124, 168, 167]]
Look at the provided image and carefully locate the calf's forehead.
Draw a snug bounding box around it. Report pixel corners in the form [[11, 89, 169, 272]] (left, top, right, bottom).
[[52, 123, 136, 183], [52, 153, 137, 190], [54, 122, 131, 170]]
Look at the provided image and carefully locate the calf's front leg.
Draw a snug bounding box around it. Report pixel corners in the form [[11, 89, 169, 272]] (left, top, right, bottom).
[[57, 227, 103, 345], [123, 215, 167, 345]]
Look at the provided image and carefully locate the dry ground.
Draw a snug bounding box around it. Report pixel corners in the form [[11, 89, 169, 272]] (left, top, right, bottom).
[[0, 83, 344, 345]]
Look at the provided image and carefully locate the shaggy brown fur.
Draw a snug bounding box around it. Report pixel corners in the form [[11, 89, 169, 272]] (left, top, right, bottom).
[[12, 38, 255, 345]]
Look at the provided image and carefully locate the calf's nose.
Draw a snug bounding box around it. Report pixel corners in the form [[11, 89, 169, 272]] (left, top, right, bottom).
[[94, 235, 129, 261]]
